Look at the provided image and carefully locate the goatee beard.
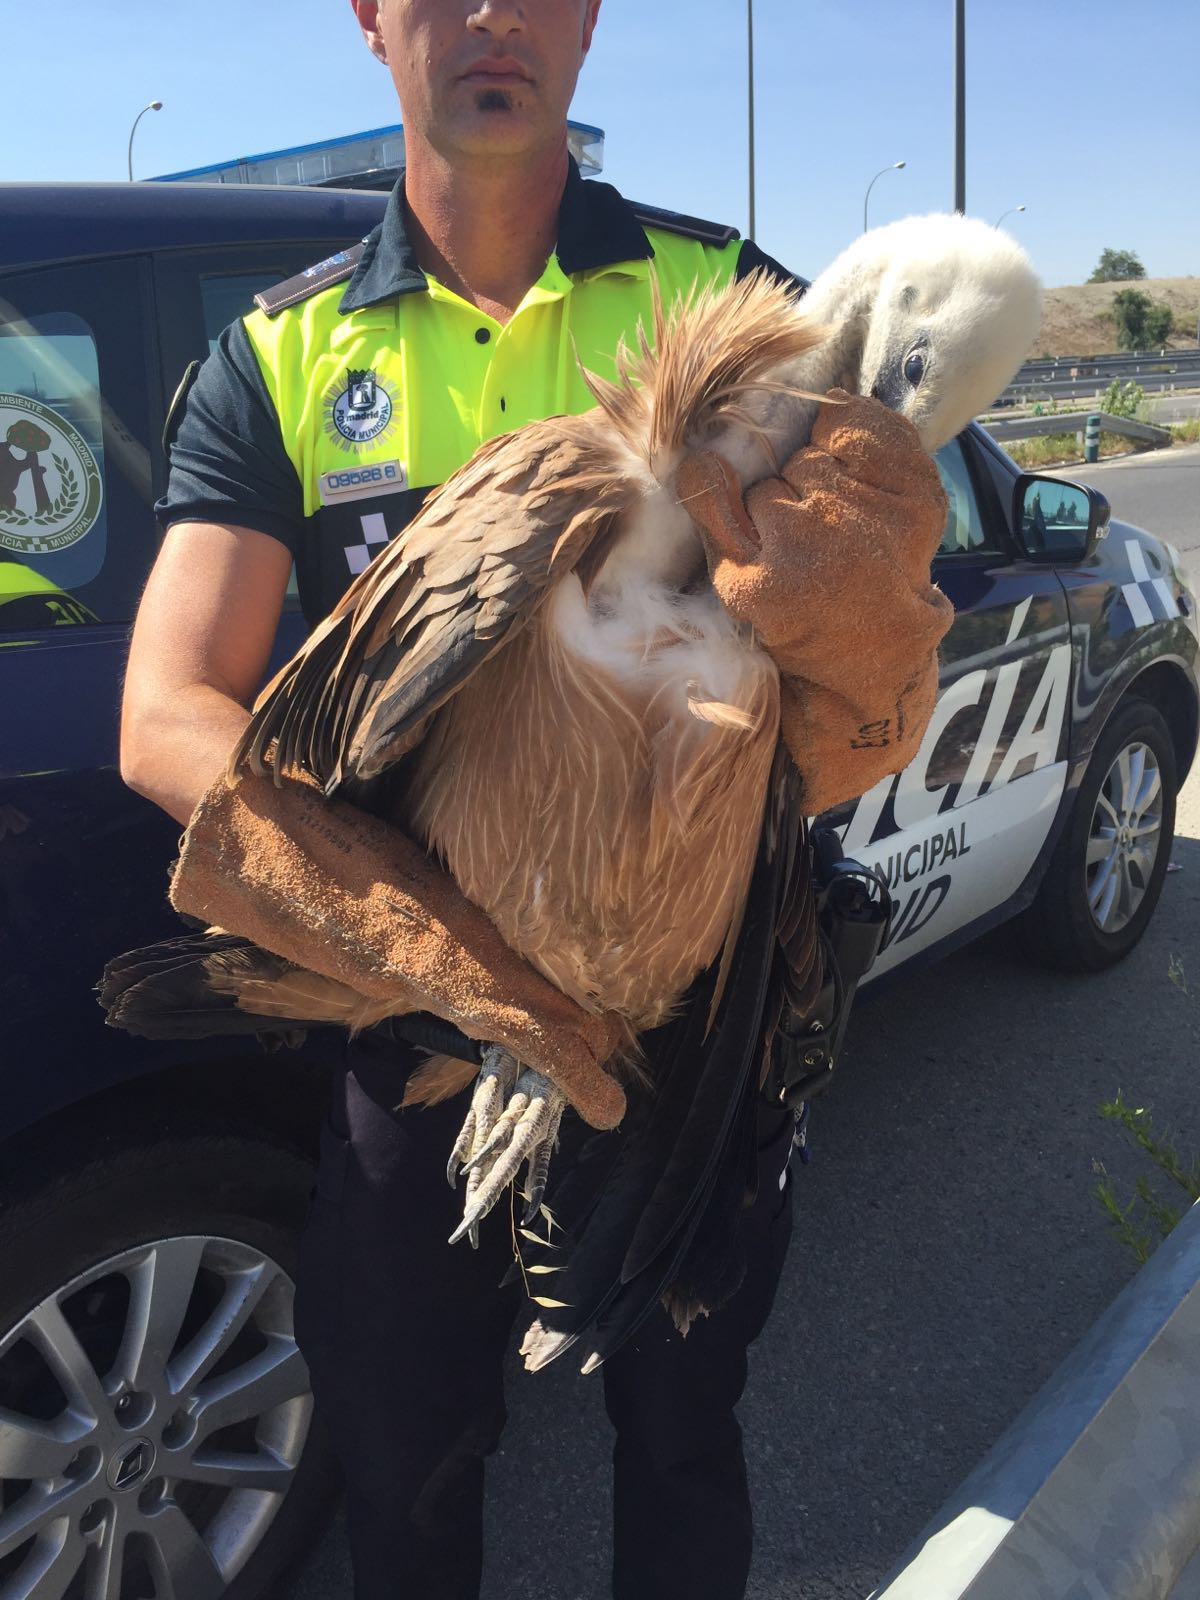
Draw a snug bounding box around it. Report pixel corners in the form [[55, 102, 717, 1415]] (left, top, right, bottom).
[[474, 87, 515, 114]]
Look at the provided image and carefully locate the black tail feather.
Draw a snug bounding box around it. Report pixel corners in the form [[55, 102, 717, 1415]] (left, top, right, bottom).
[[98, 933, 310, 1043]]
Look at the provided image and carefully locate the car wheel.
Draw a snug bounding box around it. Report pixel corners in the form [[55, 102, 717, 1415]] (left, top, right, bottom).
[[1020, 697, 1177, 972], [0, 1124, 339, 1600]]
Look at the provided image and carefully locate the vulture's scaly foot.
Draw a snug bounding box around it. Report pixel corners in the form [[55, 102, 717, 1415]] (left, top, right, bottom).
[[447, 1052, 565, 1246]]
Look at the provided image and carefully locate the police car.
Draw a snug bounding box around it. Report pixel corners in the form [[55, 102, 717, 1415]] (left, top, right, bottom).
[[0, 181, 1196, 1600]]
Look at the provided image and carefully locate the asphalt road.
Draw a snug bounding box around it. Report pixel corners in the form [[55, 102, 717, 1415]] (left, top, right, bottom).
[[1050, 441, 1200, 562], [289, 448, 1200, 1600], [1148, 393, 1200, 425]]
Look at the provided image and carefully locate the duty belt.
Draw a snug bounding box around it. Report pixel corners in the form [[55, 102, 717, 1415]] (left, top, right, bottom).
[[766, 828, 891, 1113]]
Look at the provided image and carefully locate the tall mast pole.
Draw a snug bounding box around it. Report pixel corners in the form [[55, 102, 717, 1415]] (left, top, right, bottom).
[[953, 0, 966, 212], [747, 0, 757, 238]]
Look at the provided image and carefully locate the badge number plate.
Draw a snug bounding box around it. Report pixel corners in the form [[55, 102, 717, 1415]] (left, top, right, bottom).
[[318, 459, 408, 506]]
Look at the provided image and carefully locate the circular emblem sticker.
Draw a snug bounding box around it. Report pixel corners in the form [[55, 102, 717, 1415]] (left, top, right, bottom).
[[0, 393, 104, 556], [324, 367, 398, 452]]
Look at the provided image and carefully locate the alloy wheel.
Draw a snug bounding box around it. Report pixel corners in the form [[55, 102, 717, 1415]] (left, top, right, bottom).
[[1084, 739, 1164, 934], [0, 1235, 311, 1600]]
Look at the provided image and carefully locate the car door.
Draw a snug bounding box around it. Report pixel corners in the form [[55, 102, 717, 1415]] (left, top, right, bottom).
[[0, 255, 189, 1113], [821, 430, 1074, 979]]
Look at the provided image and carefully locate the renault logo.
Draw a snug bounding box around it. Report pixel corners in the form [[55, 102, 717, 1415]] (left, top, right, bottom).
[[108, 1438, 155, 1492]]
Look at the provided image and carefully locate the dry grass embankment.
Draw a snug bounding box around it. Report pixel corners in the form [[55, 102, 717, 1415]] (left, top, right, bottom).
[[1035, 277, 1200, 358]]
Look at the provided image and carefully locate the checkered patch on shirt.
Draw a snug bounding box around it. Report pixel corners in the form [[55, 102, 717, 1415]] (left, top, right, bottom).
[[343, 512, 390, 575]]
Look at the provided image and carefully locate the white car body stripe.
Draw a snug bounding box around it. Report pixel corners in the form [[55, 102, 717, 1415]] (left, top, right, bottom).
[[860, 760, 1068, 981], [1005, 596, 1033, 646]]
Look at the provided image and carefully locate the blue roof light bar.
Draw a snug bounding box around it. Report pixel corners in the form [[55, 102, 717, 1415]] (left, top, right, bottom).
[[149, 121, 604, 189]]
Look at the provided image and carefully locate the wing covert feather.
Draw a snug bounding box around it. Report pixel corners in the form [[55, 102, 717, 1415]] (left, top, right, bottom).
[[233, 411, 641, 791]]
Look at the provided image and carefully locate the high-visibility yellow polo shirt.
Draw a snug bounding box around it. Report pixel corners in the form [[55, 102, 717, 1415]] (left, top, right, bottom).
[[158, 160, 801, 627]]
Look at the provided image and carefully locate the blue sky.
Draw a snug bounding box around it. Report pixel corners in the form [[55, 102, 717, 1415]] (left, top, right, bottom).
[[6, 0, 1197, 289]]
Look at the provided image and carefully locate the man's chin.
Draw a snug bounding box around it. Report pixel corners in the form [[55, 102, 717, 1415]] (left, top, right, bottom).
[[439, 112, 559, 162]]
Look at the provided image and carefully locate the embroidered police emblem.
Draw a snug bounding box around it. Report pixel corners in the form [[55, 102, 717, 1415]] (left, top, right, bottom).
[[0, 393, 104, 556], [324, 367, 398, 452]]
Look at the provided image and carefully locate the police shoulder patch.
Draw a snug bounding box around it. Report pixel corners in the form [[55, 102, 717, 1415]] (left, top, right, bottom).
[[629, 203, 740, 248], [255, 242, 368, 318]]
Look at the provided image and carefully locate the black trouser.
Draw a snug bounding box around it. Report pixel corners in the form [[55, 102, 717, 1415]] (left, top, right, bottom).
[[293, 1027, 797, 1600]]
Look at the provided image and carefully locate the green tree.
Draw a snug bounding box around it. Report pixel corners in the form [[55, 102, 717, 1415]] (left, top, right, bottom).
[[1144, 303, 1174, 345], [1110, 289, 1174, 350], [1088, 247, 1147, 283]]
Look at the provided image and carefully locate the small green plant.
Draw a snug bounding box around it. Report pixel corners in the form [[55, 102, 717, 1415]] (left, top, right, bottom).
[[1094, 1071, 1200, 1265], [1170, 418, 1200, 445], [1099, 378, 1147, 420]]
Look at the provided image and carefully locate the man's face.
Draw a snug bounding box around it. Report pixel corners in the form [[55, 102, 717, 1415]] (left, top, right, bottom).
[[351, 0, 602, 162]]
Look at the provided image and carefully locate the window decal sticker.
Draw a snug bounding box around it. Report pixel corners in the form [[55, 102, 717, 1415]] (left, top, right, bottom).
[[0, 394, 104, 557]]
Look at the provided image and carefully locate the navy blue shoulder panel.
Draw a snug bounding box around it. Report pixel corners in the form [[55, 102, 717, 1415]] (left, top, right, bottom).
[[255, 241, 368, 318], [630, 202, 740, 249], [734, 239, 809, 297]]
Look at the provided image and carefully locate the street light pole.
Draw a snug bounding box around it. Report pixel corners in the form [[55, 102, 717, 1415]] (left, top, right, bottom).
[[953, 0, 966, 212], [747, 0, 756, 239], [127, 100, 163, 182], [995, 204, 1026, 228], [863, 161, 906, 232]]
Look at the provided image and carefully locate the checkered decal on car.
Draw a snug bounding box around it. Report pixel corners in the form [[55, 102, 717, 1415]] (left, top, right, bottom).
[[343, 512, 390, 575], [1122, 539, 1180, 627]]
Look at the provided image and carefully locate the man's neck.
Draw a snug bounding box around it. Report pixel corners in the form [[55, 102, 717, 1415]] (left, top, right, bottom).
[[403, 144, 570, 325]]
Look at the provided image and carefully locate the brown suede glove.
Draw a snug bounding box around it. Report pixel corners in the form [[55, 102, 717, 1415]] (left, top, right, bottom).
[[170, 766, 626, 1130], [676, 390, 953, 814]]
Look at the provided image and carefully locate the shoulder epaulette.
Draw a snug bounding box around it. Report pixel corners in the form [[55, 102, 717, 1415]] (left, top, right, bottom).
[[254, 241, 368, 317], [630, 203, 740, 248]]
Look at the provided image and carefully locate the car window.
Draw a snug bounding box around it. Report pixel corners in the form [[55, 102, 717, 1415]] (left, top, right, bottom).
[[200, 273, 301, 609], [199, 272, 286, 353], [934, 436, 995, 556], [0, 267, 154, 630]]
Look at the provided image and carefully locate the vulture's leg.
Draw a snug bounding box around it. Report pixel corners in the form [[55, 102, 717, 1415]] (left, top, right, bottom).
[[447, 1056, 565, 1246]]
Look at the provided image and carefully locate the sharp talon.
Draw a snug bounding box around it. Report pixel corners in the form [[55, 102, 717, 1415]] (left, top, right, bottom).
[[580, 1352, 603, 1376], [468, 1221, 479, 1251], [447, 1140, 467, 1188]]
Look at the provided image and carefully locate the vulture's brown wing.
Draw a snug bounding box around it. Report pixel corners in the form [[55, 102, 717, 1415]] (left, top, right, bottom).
[[234, 410, 639, 792]]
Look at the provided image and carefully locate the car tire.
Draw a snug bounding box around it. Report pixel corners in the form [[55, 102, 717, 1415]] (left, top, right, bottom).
[[0, 1119, 340, 1600], [1019, 696, 1177, 972]]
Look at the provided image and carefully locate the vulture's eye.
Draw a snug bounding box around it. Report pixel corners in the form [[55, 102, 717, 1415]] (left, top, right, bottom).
[[903, 349, 926, 386]]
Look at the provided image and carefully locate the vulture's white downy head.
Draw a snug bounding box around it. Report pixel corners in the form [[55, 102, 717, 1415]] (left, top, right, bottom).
[[814, 213, 1043, 452]]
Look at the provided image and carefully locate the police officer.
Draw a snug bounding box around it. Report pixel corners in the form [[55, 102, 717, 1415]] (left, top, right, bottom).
[[121, 4, 939, 1597]]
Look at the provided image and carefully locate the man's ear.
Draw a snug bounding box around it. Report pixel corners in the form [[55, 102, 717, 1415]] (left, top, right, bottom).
[[581, 0, 601, 57], [350, 0, 388, 63]]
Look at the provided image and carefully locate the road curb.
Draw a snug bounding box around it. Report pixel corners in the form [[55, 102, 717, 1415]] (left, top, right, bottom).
[[870, 1201, 1200, 1598]]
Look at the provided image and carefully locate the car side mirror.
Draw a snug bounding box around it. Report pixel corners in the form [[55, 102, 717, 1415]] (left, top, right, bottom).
[[1011, 474, 1111, 564]]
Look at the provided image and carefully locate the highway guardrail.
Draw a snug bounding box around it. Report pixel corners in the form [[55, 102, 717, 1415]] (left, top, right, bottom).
[[981, 410, 1173, 450]]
